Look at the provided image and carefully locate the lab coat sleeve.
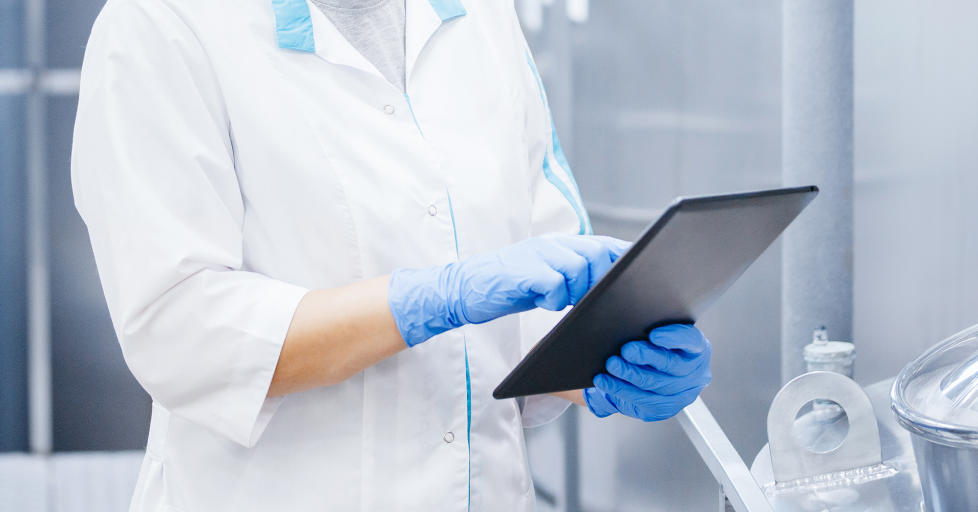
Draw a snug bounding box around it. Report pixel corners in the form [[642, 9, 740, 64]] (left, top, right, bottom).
[[516, 22, 594, 428], [71, 0, 308, 447]]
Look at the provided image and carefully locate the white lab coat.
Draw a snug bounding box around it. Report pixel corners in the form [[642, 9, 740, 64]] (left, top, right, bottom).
[[71, 0, 590, 510]]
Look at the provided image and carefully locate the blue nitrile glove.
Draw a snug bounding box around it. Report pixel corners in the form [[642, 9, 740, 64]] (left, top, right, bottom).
[[584, 324, 712, 421], [389, 234, 630, 347]]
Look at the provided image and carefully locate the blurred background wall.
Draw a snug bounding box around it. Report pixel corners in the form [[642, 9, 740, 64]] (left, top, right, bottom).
[[1, 0, 977, 510], [1, 0, 149, 454]]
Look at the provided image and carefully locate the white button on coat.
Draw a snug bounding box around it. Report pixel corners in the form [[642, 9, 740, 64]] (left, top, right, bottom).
[[71, 0, 590, 511], [383, 104, 396, 115]]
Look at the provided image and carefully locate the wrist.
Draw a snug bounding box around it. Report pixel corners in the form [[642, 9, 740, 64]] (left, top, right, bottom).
[[389, 265, 466, 347]]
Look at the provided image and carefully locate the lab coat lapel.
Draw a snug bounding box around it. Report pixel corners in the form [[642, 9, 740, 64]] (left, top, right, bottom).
[[306, 1, 384, 78], [272, 0, 466, 84], [405, 0, 466, 83]]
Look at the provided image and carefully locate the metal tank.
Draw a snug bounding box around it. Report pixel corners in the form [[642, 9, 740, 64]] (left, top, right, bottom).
[[892, 323, 978, 511]]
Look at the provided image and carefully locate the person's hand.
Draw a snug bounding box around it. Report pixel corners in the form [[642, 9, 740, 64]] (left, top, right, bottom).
[[583, 324, 711, 421], [446, 234, 630, 323], [389, 234, 630, 346]]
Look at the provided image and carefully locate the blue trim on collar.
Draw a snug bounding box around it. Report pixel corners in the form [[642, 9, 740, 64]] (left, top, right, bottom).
[[428, 0, 467, 22], [272, 0, 316, 52], [272, 0, 463, 52]]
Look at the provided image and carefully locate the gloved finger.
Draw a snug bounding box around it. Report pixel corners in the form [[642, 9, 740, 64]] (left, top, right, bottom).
[[538, 244, 590, 304], [583, 387, 619, 418], [594, 374, 703, 422], [648, 324, 711, 355], [606, 355, 711, 395], [528, 267, 571, 311], [620, 340, 702, 376], [635, 386, 702, 422], [550, 236, 614, 288], [587, 235, 632, 262]]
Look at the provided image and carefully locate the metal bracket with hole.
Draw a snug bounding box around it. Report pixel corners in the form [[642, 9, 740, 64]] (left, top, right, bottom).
[[767, 371, 882, 482]]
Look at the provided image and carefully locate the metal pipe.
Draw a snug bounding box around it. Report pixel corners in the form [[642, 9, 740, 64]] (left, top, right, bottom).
[[677, 399, 774, 512], [26, 0, 53, 454], [781, 0, 854, 383]]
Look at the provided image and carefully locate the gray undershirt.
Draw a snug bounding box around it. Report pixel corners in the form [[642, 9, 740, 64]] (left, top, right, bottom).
[[311, 0, 406, 91]]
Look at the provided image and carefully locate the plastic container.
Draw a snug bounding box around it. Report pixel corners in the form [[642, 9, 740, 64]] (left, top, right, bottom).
[[804, 326, 855, 378]]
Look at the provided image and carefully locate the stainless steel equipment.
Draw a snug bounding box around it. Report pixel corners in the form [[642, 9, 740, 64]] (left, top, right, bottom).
[[678, 329, 928, 511], [677, 399, 774, 512], [892, 323, 978, 511], [751, 373, 924, 511]]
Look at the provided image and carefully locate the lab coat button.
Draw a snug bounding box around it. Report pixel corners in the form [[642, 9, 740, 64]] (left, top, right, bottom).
[[427, 204, 438, 216], [443, 431, 455, 443], [383, 104, 396, 115]]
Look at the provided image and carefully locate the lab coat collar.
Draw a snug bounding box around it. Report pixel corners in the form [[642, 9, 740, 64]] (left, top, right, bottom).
[[271, 0, 316, 53], [425, 0, 467, 21], [271, 0, 467, 56]]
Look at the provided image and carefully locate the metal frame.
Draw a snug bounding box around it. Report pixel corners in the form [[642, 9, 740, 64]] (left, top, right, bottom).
[[25, 0, 53, 456], [678, 399, 774, 512]]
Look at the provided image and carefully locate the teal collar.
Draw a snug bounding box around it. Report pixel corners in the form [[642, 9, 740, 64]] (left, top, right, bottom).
[[271, 0, 316, 53], [426, 0, 467, 22], [272, 0, 467, 53]]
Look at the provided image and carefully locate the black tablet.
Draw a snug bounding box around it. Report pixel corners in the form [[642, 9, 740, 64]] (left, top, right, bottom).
[[493, 185, 819, 399]]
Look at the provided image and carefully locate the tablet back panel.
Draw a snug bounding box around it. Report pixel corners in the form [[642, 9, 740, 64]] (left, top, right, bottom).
[[493, 186, 818, 399]]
